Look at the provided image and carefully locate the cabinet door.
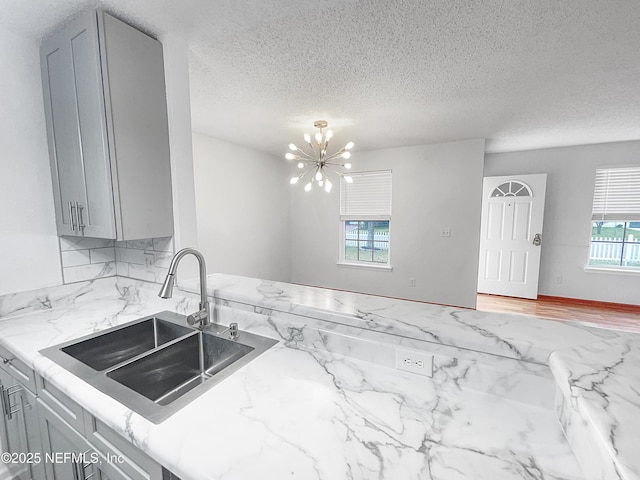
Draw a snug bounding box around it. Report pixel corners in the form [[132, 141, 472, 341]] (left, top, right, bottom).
[[0, 376, 27, 480], [0, 369, 44, 480], [41, 30, 85, 237], [41, 11, 117, 239], [83, 411, 162, 480], [38, 399, 111, 480], [21, 388, 46, 480], [98, 11, 174, 240]]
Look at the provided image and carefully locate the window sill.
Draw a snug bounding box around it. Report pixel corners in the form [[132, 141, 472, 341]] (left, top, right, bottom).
[[337, 261, 393, 271], [584, 266, 640, 277]]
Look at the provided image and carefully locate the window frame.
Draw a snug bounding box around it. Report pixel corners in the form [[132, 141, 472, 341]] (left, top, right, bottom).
[[338, 170, 393, 270], [587, 165, 640, 272], [338, 216, 392, 269], [588, 220, 640, 270]]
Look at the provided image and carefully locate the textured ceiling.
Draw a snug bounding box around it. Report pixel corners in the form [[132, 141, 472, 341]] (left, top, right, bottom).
[[3, 0, 640, 156]]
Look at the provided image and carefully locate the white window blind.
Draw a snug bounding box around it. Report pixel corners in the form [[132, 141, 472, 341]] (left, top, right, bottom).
[[592, 167, 640, 221], [340, 170, 392, 217]]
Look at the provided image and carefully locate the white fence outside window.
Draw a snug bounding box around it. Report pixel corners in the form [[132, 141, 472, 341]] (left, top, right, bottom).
[[345, 231, 389, 250], [590, 237, 640, 263]]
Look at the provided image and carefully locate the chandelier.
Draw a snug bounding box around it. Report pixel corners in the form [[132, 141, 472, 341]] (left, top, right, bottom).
[[286, 120, 354, 192]]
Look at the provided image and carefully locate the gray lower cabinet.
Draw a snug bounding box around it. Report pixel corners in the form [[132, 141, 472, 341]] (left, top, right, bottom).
[[0, 340, 166, 480], [36, 376, 163, 480], [38, 399, 95, 480], [38, 399, 129, 480], [0, 349, 45, 480], [40, 9, 173, 241], [0, 369, 44, 480]]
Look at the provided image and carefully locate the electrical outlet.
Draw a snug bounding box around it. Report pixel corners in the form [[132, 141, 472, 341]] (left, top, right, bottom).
[[440, 228, 451, 237], [554, 275, 562, 284], [395, 348, 433, 377], [144, 253, 155, 268], [409, 278, 416, 287]]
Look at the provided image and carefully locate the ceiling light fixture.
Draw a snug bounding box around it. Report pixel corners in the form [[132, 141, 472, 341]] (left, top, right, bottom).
[[286, 120, 354, 192]]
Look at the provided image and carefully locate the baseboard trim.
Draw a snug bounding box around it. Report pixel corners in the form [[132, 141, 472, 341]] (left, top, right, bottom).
[[536, 295, 640, 312]]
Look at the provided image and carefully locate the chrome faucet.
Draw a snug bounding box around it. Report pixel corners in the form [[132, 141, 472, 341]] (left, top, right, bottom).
[[158, 248, 211, 329]]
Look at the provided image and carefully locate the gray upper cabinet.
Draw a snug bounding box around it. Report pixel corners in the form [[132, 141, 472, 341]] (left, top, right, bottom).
[[40, 10, 174, 241]]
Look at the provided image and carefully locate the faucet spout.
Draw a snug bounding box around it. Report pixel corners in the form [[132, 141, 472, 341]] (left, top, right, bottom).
[[158, 248, 211, 329], [158, 273, 175, 299]]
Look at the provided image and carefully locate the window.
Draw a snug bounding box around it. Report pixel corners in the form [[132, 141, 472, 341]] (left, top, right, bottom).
[[344, 220, 389, 263], [588, 167, 640, 268], [490, 180, 532, 197], [590, 222, 640, 267], [339, 170, 392, 267]]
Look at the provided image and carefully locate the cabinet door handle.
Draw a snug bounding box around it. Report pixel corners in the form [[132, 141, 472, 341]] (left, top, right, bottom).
[[68, 201, 77, 231], [72, 460, 81, 480], [76, 202, 85, 231], [78, 450, 96, 480], [0, 385, 8, 419], [1, 384, 23, 420]]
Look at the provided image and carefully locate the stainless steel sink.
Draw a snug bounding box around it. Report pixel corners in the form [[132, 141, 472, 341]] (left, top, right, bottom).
[[40, 311, 277, 423], [107, 331, 252, 405], [61, 316, 192, 371]]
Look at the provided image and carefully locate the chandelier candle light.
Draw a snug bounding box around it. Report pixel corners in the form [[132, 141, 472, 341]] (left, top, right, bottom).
[[286, 120, 354, 192]]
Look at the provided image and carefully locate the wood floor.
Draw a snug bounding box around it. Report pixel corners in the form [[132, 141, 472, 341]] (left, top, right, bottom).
[[476, 294, 640, 333]]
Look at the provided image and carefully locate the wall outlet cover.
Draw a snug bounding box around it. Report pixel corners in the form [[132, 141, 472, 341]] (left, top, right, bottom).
[[395, 348, 434, 377], [144, 252, 155, 268]]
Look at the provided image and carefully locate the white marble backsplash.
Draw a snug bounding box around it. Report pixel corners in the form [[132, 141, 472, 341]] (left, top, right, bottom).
[[0, 277, 116, 319], [59, 236, 174, 285]]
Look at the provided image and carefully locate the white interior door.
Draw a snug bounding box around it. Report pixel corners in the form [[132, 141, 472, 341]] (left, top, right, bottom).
[[477, 174, 547, 299]]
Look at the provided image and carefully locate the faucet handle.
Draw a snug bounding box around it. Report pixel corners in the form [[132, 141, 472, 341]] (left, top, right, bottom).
[[187, 308, 208, 328]]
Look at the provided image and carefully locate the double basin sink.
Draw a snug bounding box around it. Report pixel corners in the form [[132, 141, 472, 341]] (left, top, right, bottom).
[[40, 311, 277, 423]]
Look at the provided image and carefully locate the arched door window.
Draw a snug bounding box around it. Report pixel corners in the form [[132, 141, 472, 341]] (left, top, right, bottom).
[[490, 181, 532, 198]]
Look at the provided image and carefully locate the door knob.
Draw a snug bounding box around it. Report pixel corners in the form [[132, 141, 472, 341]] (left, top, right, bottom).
[[533, 233, 542, 246]]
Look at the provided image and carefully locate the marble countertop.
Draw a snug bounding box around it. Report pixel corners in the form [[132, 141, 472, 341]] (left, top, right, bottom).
[[184, 274, 623, 365], [182, 274, 640, 480], [0, 275, 636, 479], [550, 335, 640, 480]]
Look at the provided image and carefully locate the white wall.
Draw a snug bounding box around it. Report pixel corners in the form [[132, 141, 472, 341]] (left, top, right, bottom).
[[0, 31, 62, 295], [484, 141, 640, 305], [161, 34, 198, 280], [192, 133, 291, 282], [290, 139, 486, 308]]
